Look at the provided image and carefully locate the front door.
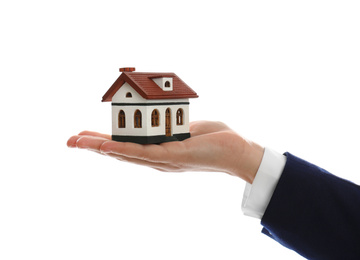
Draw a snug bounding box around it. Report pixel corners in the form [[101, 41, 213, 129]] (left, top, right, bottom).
[[165, 108, 171, 136]]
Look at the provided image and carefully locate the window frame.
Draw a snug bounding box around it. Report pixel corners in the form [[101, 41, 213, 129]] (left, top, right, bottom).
[[151, 109, 160, 127], [176, 108, 184, 125], [134, 109, 142, 128], [118, 110, 126, 128]]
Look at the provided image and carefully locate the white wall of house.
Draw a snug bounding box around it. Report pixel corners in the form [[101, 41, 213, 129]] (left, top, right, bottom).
[[112, 82, 144, 103], [111, 83, 190, 137]]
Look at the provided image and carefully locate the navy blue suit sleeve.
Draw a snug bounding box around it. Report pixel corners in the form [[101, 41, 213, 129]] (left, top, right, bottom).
[[261, 153, 360, 259]]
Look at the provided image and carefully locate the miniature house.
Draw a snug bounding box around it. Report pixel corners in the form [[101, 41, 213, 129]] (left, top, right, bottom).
[[102, 68, 198, 144]]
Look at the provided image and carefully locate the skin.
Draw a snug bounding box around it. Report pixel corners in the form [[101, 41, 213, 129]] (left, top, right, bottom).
[[67, 121, 264, 184]]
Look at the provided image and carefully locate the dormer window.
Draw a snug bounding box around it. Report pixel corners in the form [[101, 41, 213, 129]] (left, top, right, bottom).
[[151, 77, 173, 91], [126, 92, 132, 98]]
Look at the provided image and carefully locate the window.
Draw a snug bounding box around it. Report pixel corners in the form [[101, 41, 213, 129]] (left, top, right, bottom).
[[165, 81, 171, 88], [176, 108, 184, 125], [134, 110, 142, 128], [126, 92, 132, 98], [151, 109, 160, 127], [118, 110, 126, 128], [166, 108, 171, 136]]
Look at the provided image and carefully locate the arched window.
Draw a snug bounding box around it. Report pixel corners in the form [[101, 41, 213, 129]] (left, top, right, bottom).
[[165, 81, 171, 88], [126, 92, 132, 98], [134, 110, 142, 128], [165, 108, 171, 136], [151, 109, 160, 127], [118, 110, 125, 128], [176, 108, 184, 125]]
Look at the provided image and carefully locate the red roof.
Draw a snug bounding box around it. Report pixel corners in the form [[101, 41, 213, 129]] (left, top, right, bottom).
[[102, 71, 198, 102]]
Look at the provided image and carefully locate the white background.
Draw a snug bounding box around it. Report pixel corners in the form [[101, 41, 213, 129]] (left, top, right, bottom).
[[1, 1, 359, 259]]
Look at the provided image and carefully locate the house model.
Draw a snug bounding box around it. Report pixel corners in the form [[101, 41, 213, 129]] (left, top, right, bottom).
[[102, 68, 198, 144]]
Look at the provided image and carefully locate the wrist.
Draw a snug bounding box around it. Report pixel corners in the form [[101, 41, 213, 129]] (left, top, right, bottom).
[[244, 141, 265, 183], [229, 136, 264, 183]]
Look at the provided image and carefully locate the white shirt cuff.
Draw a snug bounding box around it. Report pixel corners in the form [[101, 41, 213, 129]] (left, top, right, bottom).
[[241, 148, 286, 219]]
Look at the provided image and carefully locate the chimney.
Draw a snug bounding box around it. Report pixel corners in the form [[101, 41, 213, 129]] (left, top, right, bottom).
[[119, 67, 135, 72]]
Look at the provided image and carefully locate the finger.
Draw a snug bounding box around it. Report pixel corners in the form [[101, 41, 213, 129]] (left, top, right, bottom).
[[75, 136, 110, 152], [104, 152, 183, 172], [67, 135, 82, 148], [100, 141, 174, 163], [78, 131, 111, 140], [67, 131, 111, 148]]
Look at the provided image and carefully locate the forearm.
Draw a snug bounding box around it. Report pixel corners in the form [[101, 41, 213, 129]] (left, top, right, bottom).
[[261, 153, 360, 258]]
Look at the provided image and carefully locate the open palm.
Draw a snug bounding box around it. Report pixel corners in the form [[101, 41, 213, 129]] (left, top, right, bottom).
[[67, 121, 263, 183]]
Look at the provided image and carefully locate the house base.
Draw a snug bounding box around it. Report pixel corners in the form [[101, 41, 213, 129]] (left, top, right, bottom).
[[112, 133, 191, 144]]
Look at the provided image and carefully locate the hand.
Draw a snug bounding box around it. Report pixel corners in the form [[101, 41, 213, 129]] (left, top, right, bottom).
[[67, 121, 264, 183]]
